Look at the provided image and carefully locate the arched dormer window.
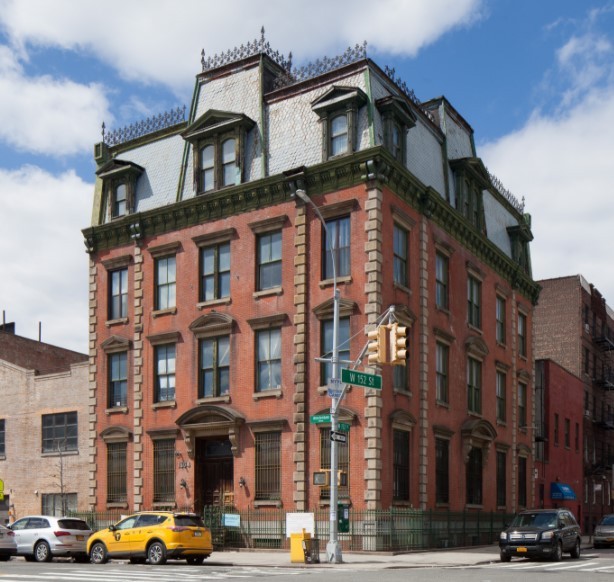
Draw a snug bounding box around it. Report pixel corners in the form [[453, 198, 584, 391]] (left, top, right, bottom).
[[183, 110, 255, 195], [96, 160, 144, 223]]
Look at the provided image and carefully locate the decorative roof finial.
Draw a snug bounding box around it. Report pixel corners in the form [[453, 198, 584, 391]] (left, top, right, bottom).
[[201, 48, 205, 68], [101, 121, 106, 141]]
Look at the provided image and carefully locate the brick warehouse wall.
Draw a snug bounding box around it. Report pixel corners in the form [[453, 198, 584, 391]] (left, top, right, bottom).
[[0, 357, 89, 519]]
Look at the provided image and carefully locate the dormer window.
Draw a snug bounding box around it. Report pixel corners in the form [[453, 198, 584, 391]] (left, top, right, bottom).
[[331, 114, 349, 156], [312, 86, 367, 160], [450, 158, 490, 232], [376, 96, 416, 165], [96, 160, 144, 224], [183, 110, 255, 195], [113, 183, 127, 218]]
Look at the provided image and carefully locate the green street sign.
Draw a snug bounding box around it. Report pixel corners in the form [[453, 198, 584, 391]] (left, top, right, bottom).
[[341, 368, 382, 390], [310, 413, 331, 424], [338, 422, 350, 432]]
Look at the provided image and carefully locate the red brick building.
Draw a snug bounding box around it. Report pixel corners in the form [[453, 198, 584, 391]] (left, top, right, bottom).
[[534, 359, 583, 519], [535, 275, 614, 532], [83, 36, 539, 515]]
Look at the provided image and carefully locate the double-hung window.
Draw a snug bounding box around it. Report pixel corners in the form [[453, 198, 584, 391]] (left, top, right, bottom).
[[109, 268, 128, 320], [330, 114, 348, 156], [109, 352, 128, 408], [323, 216, 350, 279], [199, 336, 230, 398], [467, 357, 482, 414], [155, 345, 176, 402], [518, 312, 527, 357], [201, 242, 230, 301], [257, 231, 282, 290], [198, 138, 237, 191], [393, 224, 408, 287], [435, 252, 449, 309], [42, 412, 77, 453], [256, 329, 281, 392], [496, 371, 506, 422], [467, 275, 481, 328], [155, 256, 176, 310], [436, 342, 449, 403], [112, 183, 127, 218], [496, 296, 506, 344], [519, 383, 528, 428]]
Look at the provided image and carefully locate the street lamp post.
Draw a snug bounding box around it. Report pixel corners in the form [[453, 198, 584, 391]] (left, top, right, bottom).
[[294, 189, 342, 563]]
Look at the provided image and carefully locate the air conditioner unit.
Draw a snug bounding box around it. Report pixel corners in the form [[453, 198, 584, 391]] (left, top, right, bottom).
[[584, 410, 591, 418], [585, 323, 590, 333]]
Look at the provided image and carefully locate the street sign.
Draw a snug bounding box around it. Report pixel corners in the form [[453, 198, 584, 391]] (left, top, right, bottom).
[[327, 377, 343, 398], [341, 368, 382, 389], [328, 389, 343, 398], [330, 431, 347, 443], [338, 422, 350, 432], [310, 413, 332, 424]]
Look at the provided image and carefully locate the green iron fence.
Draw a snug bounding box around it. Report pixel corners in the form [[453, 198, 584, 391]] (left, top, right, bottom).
[[70, 507, 513, 552]]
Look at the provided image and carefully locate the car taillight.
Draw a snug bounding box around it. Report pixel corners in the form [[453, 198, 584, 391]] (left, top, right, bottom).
[[167, 526, 189, 532], [6, 531, 14, 537], [54, 530, 72, 537]]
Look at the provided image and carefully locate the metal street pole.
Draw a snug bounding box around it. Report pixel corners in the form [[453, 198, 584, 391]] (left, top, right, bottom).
[[293, 189, 342, 563]]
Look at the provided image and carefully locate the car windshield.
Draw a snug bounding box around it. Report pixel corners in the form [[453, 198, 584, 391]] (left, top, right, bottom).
[[511, 512, 558, 528], [600, 516, 614, 525], [174, 514, 205, 528], [57, 519, 90, 531]]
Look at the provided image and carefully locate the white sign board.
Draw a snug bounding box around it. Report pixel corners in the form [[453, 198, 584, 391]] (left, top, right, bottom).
[[223, 514, 241, 528], [286, 512, 315, 537]]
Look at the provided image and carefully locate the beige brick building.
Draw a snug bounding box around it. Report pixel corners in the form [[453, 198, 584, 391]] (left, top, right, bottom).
[[0, 329, 89, 522]]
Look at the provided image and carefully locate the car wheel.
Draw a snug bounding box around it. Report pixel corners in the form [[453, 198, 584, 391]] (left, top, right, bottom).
[[552, 540, 563, 562], [34, 541, 52, 563], [147, 541, 167, 566], [90, 542, 109, 565], [500, 549, 511, 563], [571, 538, 581, 559], [186, 556, 205, 565]]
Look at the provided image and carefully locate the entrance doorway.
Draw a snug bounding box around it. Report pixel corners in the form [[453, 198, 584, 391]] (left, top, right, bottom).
[[195, 438, 233, 511]]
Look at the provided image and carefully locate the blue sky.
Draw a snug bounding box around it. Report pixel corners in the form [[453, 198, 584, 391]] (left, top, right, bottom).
[[0, 0, 613, 352]]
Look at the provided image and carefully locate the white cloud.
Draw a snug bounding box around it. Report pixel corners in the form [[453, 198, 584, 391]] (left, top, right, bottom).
[[481, 86, 614, 301], [0, 0, 483, 91], [0, 45, 111, 156], [0, 166, 91, 352]]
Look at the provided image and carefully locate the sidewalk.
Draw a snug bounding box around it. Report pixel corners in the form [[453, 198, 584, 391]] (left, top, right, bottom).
[[208, 536, 595, 569]]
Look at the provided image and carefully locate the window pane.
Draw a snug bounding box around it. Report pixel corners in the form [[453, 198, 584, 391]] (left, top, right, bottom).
[[331, 114, 348, 156], [222, 138, 236, 186]]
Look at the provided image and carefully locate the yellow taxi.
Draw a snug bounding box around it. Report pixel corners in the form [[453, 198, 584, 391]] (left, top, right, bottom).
[[87, 512, 213, 565]]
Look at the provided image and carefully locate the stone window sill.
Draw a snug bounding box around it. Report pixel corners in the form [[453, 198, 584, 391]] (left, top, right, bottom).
[[197, 395, 231, 405], [253, 287, 283, 299], [106, 406, 129, 415], [253, 389, 282, 400], [197, 297, 231, 310], [152, 400, 176, 410], [320, 276, 352, 289], [106, 318, 128, 327], [152, 307, 177, 318], [254, 500, 282, 508]]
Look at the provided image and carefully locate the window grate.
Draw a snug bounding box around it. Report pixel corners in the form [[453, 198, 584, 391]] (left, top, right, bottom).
[[255, 432, 280, 500], [107, 442, 127, 503], [153, 439, 175, 503]]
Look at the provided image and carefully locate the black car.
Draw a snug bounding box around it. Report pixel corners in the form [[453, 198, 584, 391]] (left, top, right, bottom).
[[499, 508, 582, 562]]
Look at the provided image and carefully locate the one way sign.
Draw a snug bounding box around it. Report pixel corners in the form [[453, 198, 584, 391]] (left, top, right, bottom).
[[330, 431, 347, 443]]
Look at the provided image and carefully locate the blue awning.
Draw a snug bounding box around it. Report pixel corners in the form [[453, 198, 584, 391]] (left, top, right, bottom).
[[550, 482, 576, 500]]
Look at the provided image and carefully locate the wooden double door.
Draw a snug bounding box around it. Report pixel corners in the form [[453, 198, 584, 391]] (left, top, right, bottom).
[[195, 438, 233, 511]]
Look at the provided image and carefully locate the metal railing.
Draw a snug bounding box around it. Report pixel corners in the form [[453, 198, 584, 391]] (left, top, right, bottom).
[[70, 507, 512, 552]]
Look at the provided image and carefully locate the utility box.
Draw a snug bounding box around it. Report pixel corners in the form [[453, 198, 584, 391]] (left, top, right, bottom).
[[290, 529, 311, 563], [338, 503, 350, 533]]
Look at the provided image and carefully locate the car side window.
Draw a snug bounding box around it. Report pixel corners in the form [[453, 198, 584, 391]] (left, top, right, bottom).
[[11, 519, 27, 530], [116, 516, 138, 530], [135, 514, 163, 527]]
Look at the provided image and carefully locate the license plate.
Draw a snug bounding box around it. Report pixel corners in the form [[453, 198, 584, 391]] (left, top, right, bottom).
[[194, 531, 202, 537], [76, 535, 84, 541], [516, 547, 527, 553]]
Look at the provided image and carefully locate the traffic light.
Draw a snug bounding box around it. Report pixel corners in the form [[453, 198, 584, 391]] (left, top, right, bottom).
[[367, 325, 389, 365], [313, 470, 330, 487], [390, 323, 409, 365]]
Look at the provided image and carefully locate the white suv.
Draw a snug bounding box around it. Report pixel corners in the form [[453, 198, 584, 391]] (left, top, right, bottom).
[[9, 516, 92, 562]]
